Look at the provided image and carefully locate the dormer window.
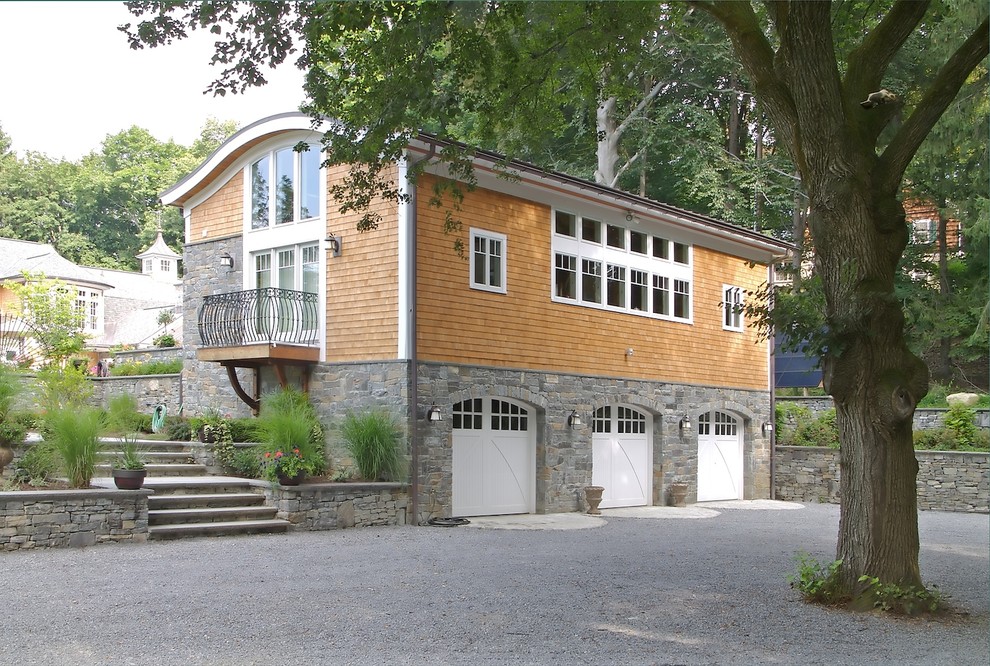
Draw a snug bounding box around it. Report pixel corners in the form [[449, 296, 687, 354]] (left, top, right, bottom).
[[250, 144, 321, 229]]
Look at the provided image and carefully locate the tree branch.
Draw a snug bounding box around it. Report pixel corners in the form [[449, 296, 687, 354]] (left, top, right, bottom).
[[614, 77, 667, 138], [879, 17, 990, 193], [843, 0, 930, 97]]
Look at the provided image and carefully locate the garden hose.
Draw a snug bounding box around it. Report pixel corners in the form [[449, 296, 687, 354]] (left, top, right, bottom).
[[151, 404, 167, 433], [427, 517, 471, 527]]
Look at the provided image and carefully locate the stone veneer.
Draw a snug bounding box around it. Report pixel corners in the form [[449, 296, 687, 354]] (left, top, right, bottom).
[[0, 489, 151, 551], [774, 446, 989, 513], [90, 374, 183, 416], [263, 482, 408, 529]]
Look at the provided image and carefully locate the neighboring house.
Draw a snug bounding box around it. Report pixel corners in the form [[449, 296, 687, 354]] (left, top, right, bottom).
[[0, 235, 182, 362], [162, 112, 791, 523]]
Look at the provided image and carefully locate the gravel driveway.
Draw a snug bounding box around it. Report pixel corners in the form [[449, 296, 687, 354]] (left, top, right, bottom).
[[1, 502, 986, 665]]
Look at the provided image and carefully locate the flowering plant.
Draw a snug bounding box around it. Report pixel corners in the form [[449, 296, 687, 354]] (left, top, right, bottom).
[[261, 447, 315, 483]]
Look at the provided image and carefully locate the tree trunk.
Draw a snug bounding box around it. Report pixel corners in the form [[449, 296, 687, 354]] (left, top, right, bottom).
[[935, 208, 952, 382], [815, 191, 928, 592], [595, 96, 619, 186]]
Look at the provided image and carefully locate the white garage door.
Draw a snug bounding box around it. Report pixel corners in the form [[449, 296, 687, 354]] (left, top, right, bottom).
[[452, 398, 535, 517], [592, 406, 651, 508], [697, 411, 743, 501]]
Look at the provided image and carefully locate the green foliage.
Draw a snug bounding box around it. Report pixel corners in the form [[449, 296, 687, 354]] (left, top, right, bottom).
[[3, 273, 86, 363], [12, 443, 59, 484], [164, 417, 193, 442], [227, 417, 261, 443], [917, 382, 954, 408], [856, 575, 942, 616], [914, 426, 990, 452], [788, 553, 848, 605], [943, 404, 979, 447], [0, 365, 26, 447], [108, 359, 182, 376], [37, 364, 93, 414], [340, 410, 405, 481], [228, 446, 264, 479], [153, 333, 176, 348], [776, 406, 840, 449], [45, 407, 104, 488], [255, 389, 325, 481], [106, 394, 141, 434]]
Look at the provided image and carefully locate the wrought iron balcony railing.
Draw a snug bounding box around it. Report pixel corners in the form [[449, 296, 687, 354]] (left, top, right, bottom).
[[198, 288, 319, 347]]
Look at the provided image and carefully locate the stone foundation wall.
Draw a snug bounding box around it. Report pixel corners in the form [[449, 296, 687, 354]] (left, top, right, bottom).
[[774, 446, 989, 513], [264, 482, 408, 530], [0, 489, 150, 551]]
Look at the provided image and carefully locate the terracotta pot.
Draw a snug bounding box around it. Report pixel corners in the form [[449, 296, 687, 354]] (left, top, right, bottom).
[[584, 485, 605, 515]]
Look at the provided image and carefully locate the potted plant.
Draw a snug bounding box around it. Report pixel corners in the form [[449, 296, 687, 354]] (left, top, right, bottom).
[[255, 389, 324, 485], [112, 438, 147, 490], [107, 394, 147, 489]]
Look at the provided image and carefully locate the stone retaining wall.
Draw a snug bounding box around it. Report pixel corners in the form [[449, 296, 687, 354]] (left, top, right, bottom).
[[776, 396, 989, 431], [774, 446, 989, 512], [265, 482, 408, 530], [90, 374, 183, 416], [0, 489, 151, 551]]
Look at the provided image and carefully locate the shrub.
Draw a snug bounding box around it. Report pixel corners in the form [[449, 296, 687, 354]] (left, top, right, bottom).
[[108, 359, 183, 376], [13, 442, 59, 483], [857, 575, 942, 615], [46, 407, 104, 488], [164, 417, 193, 442], [340, 410, 405, 481], [228, 417, 260, 443], [775, 402, 812, 437], [778, 408, 840, 448], [106, 394, 141, 434], [917, 382, 952, 408], [153, 333, 176, 348], [37, 364, 93, 413], [944, 404, 978, 448], [228, 446, 264, 479]]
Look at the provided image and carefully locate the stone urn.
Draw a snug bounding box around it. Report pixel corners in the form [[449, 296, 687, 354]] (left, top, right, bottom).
[[584, 485, 605, 515], [669, 482, 689, 508]]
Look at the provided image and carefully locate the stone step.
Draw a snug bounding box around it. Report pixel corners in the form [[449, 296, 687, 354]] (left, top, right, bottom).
[[148, 492, 265, 510], [148, 519, 290, 540], [98, 451, 195, 464], [94, 463, 208, 477], [149, 505, 278, 526], [139, 477, 259, 495]]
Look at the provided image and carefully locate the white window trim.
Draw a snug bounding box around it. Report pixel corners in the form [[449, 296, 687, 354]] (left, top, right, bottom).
[[723, 285, 743, 331], [469, 228, 507, 295], [550, 208, 693, 324]]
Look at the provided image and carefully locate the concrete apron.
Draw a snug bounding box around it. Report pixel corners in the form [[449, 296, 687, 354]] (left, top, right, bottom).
[[462, 500, 805, 530]]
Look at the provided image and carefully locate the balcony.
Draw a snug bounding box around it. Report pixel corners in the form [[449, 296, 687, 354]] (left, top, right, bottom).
[[196, 288, 320, 410]]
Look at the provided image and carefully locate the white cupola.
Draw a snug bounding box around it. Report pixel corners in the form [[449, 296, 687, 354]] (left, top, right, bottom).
[[136, 231, 182, 283]]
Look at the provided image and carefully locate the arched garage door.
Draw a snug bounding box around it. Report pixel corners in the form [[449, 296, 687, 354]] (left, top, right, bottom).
[[452, 398, 535, 517], [592, 405, 651, 508], [697, 411, 743, 501]]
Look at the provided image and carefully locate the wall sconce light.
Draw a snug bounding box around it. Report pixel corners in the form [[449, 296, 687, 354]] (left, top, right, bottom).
[[567, 410, 583, 428], [762, 422, 774, 436], [427, 404, 443, 422], [219, 252, 234, 270], [625, 348, 634, 358], [326, 233, 342, 257], [679, 415, 692, 431]]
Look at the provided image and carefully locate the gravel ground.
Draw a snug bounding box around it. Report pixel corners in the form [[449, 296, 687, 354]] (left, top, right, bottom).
[[0, 502, 986, 666]]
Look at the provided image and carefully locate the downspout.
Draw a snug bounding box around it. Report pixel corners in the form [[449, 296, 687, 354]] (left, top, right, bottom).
[[768, 262, 777, 500], [405, 144, 436, 526]]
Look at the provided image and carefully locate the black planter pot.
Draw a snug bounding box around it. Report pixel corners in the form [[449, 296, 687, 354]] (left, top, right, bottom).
[[276, 470, 306, 486], [112, 468, 147, 490]]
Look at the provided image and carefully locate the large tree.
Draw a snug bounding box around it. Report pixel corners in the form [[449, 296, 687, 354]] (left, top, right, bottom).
[[122, 0, 988, 598]]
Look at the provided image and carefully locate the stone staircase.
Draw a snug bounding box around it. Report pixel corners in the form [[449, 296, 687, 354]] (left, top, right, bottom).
[[94, 438, 289, 540]]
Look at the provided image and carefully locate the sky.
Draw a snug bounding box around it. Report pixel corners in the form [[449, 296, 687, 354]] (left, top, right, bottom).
[[0, 1, 306, 161]]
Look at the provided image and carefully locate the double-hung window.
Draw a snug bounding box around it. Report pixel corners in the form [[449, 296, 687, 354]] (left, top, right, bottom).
[[470, 228, 506, 294], [551, 209, 692, 323], [250, 144, 321, 229], [723, 285, 743, 331]]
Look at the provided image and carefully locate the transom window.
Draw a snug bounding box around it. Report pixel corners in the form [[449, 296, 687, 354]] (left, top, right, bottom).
[[698, 411, 738, 436], [593, 405, 647, 434], [552, 210, 692, 322], [470, 228, 506, 294], [452, 398, 529, 431], [723, 285, 743, 331], [250, 144, 320, 229]]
